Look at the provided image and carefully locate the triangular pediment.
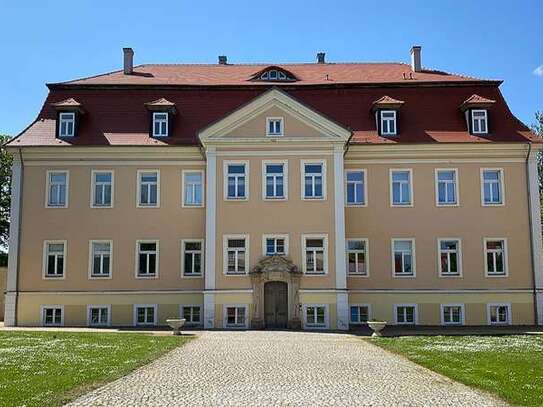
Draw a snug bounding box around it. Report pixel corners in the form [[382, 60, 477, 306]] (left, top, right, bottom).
[[198, 88, 351, 145]]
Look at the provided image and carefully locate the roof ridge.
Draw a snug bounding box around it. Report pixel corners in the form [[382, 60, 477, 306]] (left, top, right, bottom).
[[138, 61, 411, 67]]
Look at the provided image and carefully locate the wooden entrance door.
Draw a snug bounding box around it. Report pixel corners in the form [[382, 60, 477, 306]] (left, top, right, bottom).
[[264, 281, 288, 329]]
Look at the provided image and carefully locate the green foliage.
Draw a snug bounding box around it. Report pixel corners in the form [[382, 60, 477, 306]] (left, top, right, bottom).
[[0, 134, 12, 250]]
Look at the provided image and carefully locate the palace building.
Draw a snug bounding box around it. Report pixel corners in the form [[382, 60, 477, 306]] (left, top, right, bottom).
[[4, 47, 543, 329]]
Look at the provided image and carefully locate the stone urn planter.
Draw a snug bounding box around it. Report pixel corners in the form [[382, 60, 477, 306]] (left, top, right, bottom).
[[166, 318, 186, 335], [367, 320, 387, 337]]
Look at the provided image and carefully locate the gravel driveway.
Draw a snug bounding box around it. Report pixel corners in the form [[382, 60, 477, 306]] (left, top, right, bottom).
[[68, 331, 505, 406]]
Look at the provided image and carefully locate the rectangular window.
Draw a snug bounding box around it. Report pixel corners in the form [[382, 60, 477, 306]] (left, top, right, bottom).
[[471, 109, 488, 135], [88, 306, 110, 327], [438, 239, 461, 277], [152, 112, 168, 137], [395, 305, 417, 325], [136, 241, 158, 278], [182, 171, 204, 207], [135, 305, 157, 326], [305, 305, 327, 328], [182, 306, 202, 325], [263, 235, 287, 256], [390, 169, 412, 206], [224, 236, 248, 275], [263, 162, 286, 199], [481, 169, 504, 205], [137, 170, 160, 207], [266, 117, 283, 136], [43, 241, 66, 278], [90, 241, 112, 278], [58, 112, 75, 137], [303, 236, 327, 274], [380, 110, 397, 136], [345, 170, 366, 206], [226, 163, 248, 200], [441, 304, 464, 325], [225, 306, 247, 328], [346, 239, 368, 276], [436, 169, 458, 206], [182, 240, 203, 277], [303, 161, 325, 199], [350, 305, 370, 324], [46, 171, 68, 208], [42, 306, 63, 326], [392, 239, 415, 277], [484, 239, 507, 276], [488, 304, 511, 325], [91, 170, 113, 208]]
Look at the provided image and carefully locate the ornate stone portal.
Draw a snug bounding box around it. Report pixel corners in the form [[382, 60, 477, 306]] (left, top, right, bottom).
[[250, 255, 302, 329]]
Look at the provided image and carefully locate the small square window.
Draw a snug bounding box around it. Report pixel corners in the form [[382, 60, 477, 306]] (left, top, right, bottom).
[[395, 305, 417, 325], [135, 305, 157, 326], [88, 306, 110, 327], [225, 306, 247, 328], [305, 305, 328, 328], [488, 304, 511, 325], [264, 236, 287, 256], [42, 306, 63, 326], [442, 304, 464, 325], [266, 118, 283, 136], [182, 306, 202, 325], [350, 305, 370, 324]]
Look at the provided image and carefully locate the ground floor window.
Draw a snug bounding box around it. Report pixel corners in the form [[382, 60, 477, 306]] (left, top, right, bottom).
[[350, 305, 370, 324], [134, 305, 157, 326], [182, 306, 202, 325], [441, 304, 464, 325], [304, 305, 328, 328], [88, 306, 110, 327], [42, 306, 63, 326], [488, 304, 511, 325], [394, 304, 417, 325], [224, 305, 247, 328]]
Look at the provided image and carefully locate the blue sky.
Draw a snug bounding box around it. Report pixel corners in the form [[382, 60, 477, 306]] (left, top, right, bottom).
[[1, 0, 542, 136]]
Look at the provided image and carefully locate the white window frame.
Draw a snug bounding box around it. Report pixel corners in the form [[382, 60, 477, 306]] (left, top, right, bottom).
[[223, 234, 249, 275], [87, 304, 112, 327], [349, 304, 372, 324], [346, 238, 369, 277], [135, 240, 159, 279], [45, 170, 69, 208], [181, 239, 204, 278], [90, 169, 114, 208], [133, 304, 158, 326], [389, 169, 413, 207], [303, 304, 329, 329], [440, 304, 465, 326], [262, 160, 288, 200], [437, 238, 462, 278], [487, 303, 512, 325], [180, 305, 202, 326], [266, 117, 284, 137], [152, 112, 169, 137], [391, 238, 416, 278], [380, 110, 397, 136], [42, 240, 67, 280], [224, 161, 249, 201], [301, 159, 327, 200], [471, 109, 488, 135], [88, 240, 113, 279], [302, 234, 328, 275], [480, 168, 505, 206], [136, 169, 160, 208], [394, 304, 418, 325], [483, 238, 508, 277], [435, 168, 459, 207], [345, 169, 367, 207], [223, 304, 249, 329], [262, 234, 289, 256], [58, 112, 75, 137], [182, 169, 205, 208], [40, 305, 64, 327]]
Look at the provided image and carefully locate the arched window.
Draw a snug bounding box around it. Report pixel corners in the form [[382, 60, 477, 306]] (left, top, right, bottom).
[[252, 67, 296, 82]]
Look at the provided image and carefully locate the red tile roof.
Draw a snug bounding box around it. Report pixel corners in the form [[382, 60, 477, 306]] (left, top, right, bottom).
[[460, 94, 497, 110], [372, 95, 405, 110]]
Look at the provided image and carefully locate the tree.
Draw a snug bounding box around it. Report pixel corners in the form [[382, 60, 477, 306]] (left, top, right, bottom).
[[0, 135, 12, 252]]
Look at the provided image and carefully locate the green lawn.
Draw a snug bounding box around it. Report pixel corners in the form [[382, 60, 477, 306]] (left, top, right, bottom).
[[0, 331, 191, 407], [372, 335, 543, 406]]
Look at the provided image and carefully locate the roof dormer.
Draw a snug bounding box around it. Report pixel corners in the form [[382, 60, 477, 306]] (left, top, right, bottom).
[[250, 66, 297, 82], [460, 94, 495, 136], [145, 98, 176, 138], [372, 96, 405, 137], [52, 98, 85, 138]]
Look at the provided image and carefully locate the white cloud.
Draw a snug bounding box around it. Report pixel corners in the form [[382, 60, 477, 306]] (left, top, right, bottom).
[[534, 65, 543, 77]]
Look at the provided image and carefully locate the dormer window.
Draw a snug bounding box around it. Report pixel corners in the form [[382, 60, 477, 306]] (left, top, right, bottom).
[[372, 96, 404, 137], [267, 117, 283, 136], [251, 66, 297, 82], [460, 94, 495, 136], [471, 109, 488, 135], [261, 70, 287, 81], [58, 112, 75, 137], [152, 112, 169, 137], [380, 111, 397, 136]]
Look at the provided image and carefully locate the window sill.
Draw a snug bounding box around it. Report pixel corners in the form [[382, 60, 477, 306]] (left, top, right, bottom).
[[136, 204, 160, 209], [304, 272, 327, 276], [182, 204, 205, 208], [225, 272, 248, 276], [439, 274, 463, 278], [136, 274, 158, 279], [347, 273, 369, 278], [393, 274, 415, 278], [89, 275, 112, 280], [345, 203, 367, 207], [436, 203, 459, 207], [485, 273, 508, 278], [91, 205, 114, 209], [390, 203, 413, 208], [43, 275, 65, 280], [182, 274, 203, 279]]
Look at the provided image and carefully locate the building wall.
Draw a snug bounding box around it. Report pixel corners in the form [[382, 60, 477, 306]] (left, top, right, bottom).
[[0, 267, 6, 320]]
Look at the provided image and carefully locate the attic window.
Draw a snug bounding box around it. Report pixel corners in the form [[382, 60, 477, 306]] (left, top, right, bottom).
[[152, 112, 169, 137], [471, 109, 488, 135], [253, 67, 296, 82], [58, 112, 75, 137]]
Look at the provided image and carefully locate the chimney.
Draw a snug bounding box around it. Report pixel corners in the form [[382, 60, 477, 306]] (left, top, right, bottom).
[[218, 55, 227, 65], [123, 47, 134, 75], [316, 52, 326, 64], [410, 45, 422, 72]]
